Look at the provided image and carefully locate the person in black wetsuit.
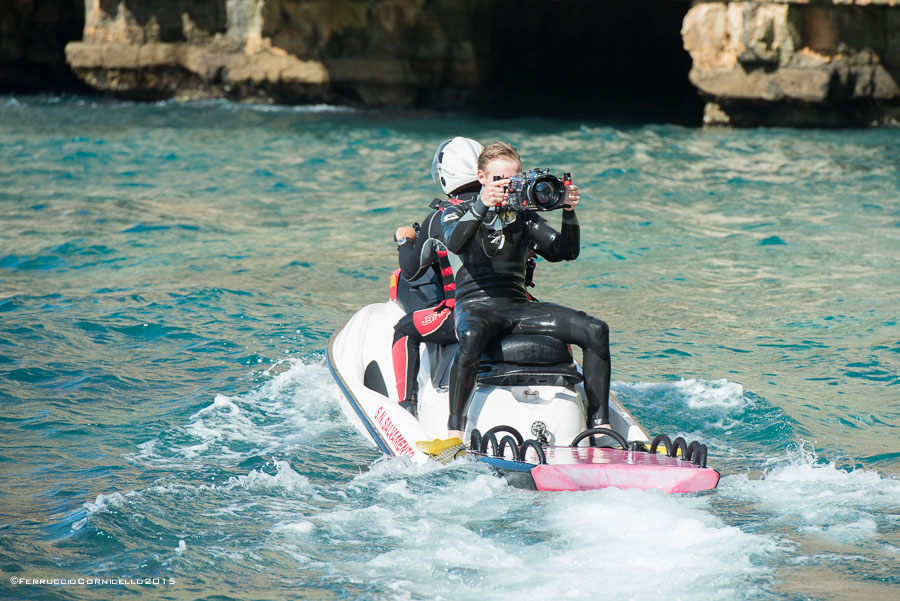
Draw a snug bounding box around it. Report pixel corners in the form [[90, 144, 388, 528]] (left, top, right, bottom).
[[391, 137, 483, 416], [441, 141, 611, 440]]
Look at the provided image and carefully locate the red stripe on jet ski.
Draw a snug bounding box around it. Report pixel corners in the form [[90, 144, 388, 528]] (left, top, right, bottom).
[[391, 337, 408, 401]]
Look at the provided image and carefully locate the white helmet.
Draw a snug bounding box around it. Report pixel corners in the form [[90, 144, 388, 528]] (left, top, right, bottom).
[[431, 137, 483, 195]]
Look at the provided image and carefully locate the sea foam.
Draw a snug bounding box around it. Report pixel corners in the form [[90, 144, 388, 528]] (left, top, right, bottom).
[[719, 443, 900, 544]]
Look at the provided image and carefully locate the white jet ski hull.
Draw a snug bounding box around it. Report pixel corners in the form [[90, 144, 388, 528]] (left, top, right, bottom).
[[327, 300, 720, 492], [327, 300, 647, 461]]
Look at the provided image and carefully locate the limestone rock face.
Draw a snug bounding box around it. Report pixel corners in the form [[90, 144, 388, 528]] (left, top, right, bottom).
[[39, 0, 900, 125], [65, 0, 486, 105], [682, 0, 900, 126]]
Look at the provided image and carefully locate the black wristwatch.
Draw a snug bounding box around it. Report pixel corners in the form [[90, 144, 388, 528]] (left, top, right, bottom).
[[396, 237, 413, 248]]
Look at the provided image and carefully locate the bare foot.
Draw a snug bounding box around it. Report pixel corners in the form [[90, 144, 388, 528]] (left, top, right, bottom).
[[447, 429, 464, 441]]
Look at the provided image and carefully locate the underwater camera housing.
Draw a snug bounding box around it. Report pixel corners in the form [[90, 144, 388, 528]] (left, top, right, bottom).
[[505, 169, 571, 211]]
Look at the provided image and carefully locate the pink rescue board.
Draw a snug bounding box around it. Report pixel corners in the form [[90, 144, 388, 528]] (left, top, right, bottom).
[[530, 447, 720, 493]]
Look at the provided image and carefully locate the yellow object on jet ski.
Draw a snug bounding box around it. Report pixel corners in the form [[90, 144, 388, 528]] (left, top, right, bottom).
[[416, 437, 466, 465]]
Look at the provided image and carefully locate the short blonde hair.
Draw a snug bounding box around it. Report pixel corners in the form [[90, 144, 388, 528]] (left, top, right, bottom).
[[478, 141, 521, 172]]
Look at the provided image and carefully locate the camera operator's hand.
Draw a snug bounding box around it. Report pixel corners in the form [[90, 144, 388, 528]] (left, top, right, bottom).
[[563, 184, 580, 211], [395, 226, 416, 242], [481, 178, 510, 208]]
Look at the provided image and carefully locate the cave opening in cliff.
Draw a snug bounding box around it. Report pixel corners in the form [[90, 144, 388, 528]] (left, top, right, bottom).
[[484, 0, 702, 124], [0, 0, 87, 92]]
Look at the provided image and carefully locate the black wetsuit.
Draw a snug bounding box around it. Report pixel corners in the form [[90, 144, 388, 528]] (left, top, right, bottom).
[[392, 191, 479, 404], [397, 192, 476, 284], [441, 196, 611, 431]]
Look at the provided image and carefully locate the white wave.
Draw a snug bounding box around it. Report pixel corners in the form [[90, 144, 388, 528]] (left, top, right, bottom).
[[128, 358, 344, 467], [134, 439, 158, 459], [806, 518, 878, 540], [230, 460, 310, 492], [285, 462, 780, 601], [163, 98, 359, 114], [190, 394, 242, 418], [68, 473, 300, 536], [517, 489, 780, 601], [678, 378, 745, 409], [616, 377, 746, 410], [82, 491, 129, 513], [271, 520, 315, 535], [719, 443, 900, 544], [353, 454, 446, 481], [613, 378, 753, 439], [72, 491, 137, 531]]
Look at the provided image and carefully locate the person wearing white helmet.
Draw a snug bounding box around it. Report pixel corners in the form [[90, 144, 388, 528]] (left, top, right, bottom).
[[390, 137, 483, 417], [430, 136, 485, 197]]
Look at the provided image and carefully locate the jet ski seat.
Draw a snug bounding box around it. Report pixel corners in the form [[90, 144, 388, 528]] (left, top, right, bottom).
[[395, 275, 582, 390], [424, 335, 583, 390], [477, 335, 583, 387]]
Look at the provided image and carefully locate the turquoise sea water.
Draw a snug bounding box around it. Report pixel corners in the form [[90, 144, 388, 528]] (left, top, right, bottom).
[[1, 96, 898, 600]]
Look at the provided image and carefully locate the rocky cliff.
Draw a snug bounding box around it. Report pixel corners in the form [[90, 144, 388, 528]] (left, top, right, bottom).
[[64, 0, 488, 106], [61, 1, 699, 115], [682, 0, 900, 126], [4, 0, 897, 126]]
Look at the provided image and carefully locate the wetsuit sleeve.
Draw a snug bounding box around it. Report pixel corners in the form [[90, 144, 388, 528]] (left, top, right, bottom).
[[398, 210, 441, 281], [529, 210, 580, 261], [442, 198, 489, 254], [398, 236, 424, 280]]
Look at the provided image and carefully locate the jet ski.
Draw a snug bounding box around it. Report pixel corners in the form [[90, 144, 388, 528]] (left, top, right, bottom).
[[327, 272, 719, 493]]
